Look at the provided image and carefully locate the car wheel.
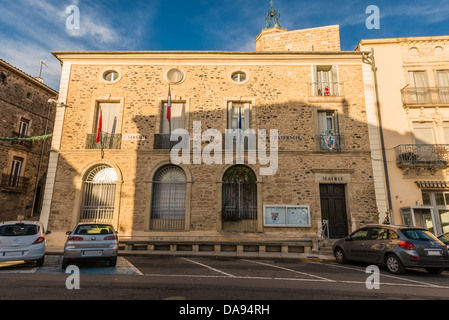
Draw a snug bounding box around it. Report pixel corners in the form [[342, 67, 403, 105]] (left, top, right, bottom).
[[62, 258, 70, 269], [425, 267, 444, 275], [334, 247, 347, 264], [36, 256, 45, 267], [109, 257, 117, 267], [385, 254, 405, 275]]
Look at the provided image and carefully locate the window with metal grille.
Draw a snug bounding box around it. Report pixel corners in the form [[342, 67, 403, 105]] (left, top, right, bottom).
[[150, 165, 186, 230], [80, 165, 118, 223], [221, 165, 257, 232]]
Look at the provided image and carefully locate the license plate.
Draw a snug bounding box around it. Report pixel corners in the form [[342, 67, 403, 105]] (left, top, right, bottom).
[[2, 251, 25, 257], [82, 250, 102, 257], [425, 249, 442, 256]]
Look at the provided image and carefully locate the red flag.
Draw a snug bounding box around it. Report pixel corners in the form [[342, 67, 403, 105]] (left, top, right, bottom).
[[96, 109, 102, 143], [166, 86, 171, 122]]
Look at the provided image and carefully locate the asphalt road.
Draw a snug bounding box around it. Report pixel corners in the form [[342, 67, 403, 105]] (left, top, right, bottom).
[[0, 254, 449, 304]]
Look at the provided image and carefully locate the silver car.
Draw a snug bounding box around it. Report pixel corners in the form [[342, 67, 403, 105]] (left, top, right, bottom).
[[0, 221, 50, 266], [62, 223, 118, 269], [333, 224, 449, 275]]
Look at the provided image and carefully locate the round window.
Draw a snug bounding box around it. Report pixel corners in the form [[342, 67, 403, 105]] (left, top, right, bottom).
[[231, 71, 247, 83], [166, 68, 184, 83], [409, 47, 419, 56], [103, 71, 119, 82]]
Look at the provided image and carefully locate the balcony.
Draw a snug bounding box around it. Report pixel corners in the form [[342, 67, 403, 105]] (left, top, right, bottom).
[[10, 132, 32, 150], [308, 82, 344, 103], [0, 174, 29, 192], [395, 144, 449, 174], [401, 87, 449, 106], [153, 133, 190, 150], [86, 133, 122, 149], [317, 133, 344, 151]]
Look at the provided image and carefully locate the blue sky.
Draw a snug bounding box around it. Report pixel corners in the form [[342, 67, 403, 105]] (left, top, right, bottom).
[[1, 0, 448, 90]]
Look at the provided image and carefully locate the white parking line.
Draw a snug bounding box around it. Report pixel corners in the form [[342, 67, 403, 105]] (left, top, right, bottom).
[[309, 262, 449, 289], [244, 259, 334, 282], [180, 257, 236, 278], [122, 257, 144, 275]]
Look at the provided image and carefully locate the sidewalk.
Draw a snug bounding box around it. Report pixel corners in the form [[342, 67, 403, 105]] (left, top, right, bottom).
[[46, 246, 336, 263]]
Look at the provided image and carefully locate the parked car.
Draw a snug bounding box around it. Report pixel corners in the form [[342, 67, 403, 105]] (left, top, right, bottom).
[[62, 223, 118, 269], [333, 224, 449, 275], [0, 220, 50, 266]]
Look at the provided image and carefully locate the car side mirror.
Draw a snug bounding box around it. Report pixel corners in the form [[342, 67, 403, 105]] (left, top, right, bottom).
[[345, 236, 352, 241], [45, 230, 51, 235], [65, 231, 71, 235]]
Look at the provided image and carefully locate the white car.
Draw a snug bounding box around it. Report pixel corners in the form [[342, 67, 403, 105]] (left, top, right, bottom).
[[0, 221, 51, 266]]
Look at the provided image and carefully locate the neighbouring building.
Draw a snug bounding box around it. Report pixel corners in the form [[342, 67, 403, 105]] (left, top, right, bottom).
[[41, 4, 382, 252], [357, 35, 449, 236], [0, 59, 57, 221]]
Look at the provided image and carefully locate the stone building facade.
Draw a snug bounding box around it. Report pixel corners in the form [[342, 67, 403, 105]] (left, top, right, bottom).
[[41, 24, 381, 251], [0, 59, 57, 221]]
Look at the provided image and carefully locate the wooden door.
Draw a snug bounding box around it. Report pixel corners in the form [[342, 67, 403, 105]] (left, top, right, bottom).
[[320, 184, 348, 238]]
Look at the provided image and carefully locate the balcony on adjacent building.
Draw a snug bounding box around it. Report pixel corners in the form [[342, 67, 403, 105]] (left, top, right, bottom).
[[395, 144, 449, 174], [0, 174, 29, 192], [401, 87, 449, 106], [86, 133, 122, 149]]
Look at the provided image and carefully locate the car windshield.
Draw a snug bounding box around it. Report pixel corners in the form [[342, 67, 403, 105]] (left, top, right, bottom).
[[402, 229, 440, 242], [74, 224, 114, 235], [0, 224, 39, 237]]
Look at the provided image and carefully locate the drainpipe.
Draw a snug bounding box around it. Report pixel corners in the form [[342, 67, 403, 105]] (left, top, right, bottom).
[[364, 48, 394, 225], [30, 100, 52, 217]]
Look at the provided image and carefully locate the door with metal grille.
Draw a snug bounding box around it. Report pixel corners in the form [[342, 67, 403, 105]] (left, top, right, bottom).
[[80, 165, 117, 223], [221, 165, 257, 232], [150, 165, 186, 230]]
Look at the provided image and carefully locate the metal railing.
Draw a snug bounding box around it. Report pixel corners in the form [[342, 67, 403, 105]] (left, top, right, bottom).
[[86, 133, 122, 149], [317, 133, 344, 151], [309, 82, 343, 97], [0, 174, 29, 192], [316, 220, 329, 252], [10, 132, 32, 149], [401, 87, 449, 105], [395, 144, 449, 169], [153, 133, 190, 150]]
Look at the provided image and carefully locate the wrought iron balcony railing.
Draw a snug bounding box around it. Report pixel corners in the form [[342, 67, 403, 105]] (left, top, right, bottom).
[[10, 132, 32, 149], [86, 133, 122, 149], [154, 133, 190, 150], [317, 132, 344, 151], [401, 87, 449, 106], [0, 174, 29, 192], [309, 82, 343, 97], [395, 144, 449, 172]]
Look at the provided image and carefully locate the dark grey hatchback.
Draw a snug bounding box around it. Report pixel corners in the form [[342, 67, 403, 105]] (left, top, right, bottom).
[[333, 224, 449, 275]]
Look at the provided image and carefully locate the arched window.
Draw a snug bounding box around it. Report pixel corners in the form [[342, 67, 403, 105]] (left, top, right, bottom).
[[150, 165, 186, 230], [81, 165, 118, 223], [222, 165, 257, 231]]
